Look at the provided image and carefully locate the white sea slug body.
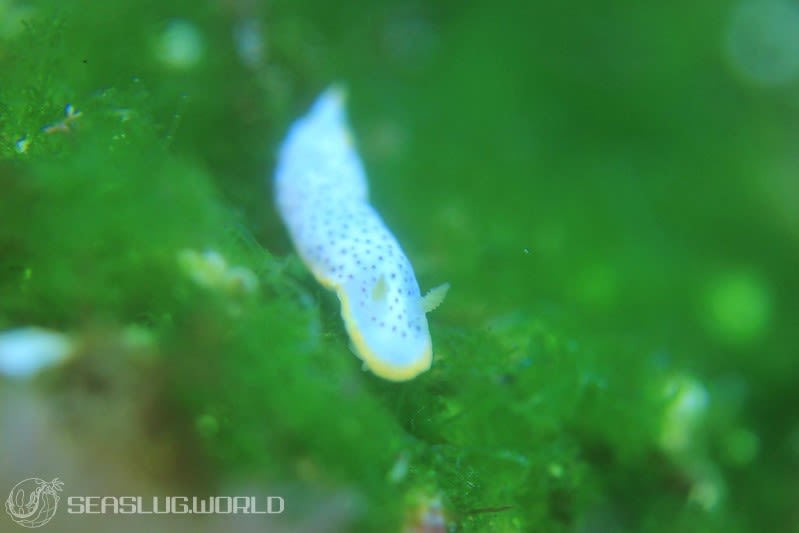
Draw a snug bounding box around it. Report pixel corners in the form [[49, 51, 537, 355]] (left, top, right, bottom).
[[274, 87, 447, 381]]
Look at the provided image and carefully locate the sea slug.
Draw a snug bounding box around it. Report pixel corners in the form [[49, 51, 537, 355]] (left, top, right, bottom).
[[273, 87, 447, 381]]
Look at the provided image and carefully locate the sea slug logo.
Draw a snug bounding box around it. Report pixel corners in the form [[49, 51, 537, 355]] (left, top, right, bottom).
[[5, 478, 64, 528], [5, 477, 284, 526]]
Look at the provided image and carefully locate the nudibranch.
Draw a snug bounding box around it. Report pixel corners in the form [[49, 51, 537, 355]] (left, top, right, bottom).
[[273, 87, 448, 381]]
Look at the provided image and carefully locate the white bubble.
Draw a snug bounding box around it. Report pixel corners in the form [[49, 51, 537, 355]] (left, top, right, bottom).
[[724, 0, 799, 86], [0, 327, 73, 379], [156, 19, 204, 70]]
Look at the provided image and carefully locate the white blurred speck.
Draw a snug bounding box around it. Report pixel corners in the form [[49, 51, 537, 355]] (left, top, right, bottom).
[[659, 374, 709, 455], [0, 327, 73, 379], [688, 470, 724, 511], [234, 18, 265, 69], [156, 19, 204, 70], [387, 452, 409, 483], [724, 0, 799, 86], [177, 249, 259, 295]]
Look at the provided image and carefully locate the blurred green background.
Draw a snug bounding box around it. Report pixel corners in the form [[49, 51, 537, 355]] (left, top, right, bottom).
[[1, 0, 797, 531]]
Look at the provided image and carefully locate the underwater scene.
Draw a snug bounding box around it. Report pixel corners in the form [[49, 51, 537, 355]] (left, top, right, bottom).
[[1, 0, 797, 531]]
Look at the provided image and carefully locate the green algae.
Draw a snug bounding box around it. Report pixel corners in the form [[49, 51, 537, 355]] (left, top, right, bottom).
[[1, 1, 798, 531]]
